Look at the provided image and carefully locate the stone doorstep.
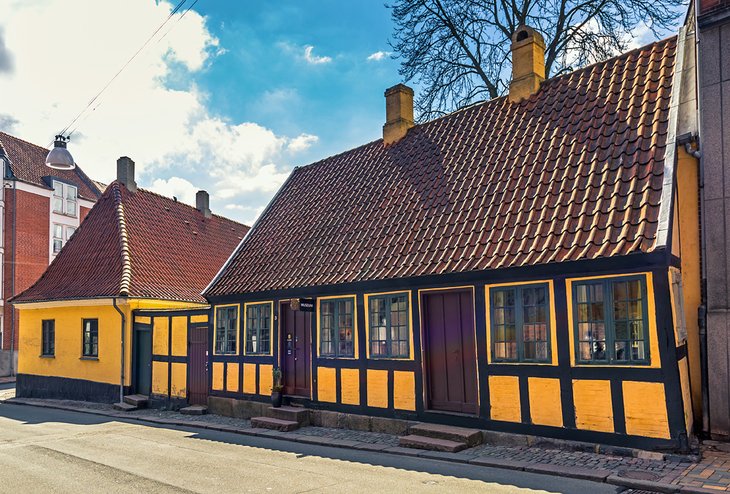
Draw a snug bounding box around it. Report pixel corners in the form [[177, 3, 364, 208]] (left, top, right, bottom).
[[408, 423, 483, 447], [113, 401, 137, 412], [123, 394, 149, 408], [399, 434, 468, 453], [266, 406, 310, 426], [250, 416, 300, 432], [179, 405, 207, 416]]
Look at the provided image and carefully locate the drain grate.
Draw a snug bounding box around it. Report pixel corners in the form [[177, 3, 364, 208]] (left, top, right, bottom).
[[618, 469, 662, 481]]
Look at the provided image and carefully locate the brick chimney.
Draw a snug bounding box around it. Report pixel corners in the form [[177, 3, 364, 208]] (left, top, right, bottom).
[[196, 190, 211, 218], [383, 84, 414, 145], [508, 26, 546, 103], [117, 156, 137, 193]]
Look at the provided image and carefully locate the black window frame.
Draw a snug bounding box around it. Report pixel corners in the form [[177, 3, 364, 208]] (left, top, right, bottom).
[[368, 292, 410, 359], [245, 302, 272, 355], [572, 275, 651, 365], [214, 305, 238, 355], [489, 283, 551, 363], [41, 319, 55, 357], [319, 297, 356, 358], [82, 318, 98, 358]]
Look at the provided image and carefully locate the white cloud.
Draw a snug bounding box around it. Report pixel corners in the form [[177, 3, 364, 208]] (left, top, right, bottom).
[[303, 45, 332, 64], [367, 51, 391, 61], [0, 0, 316, 225]]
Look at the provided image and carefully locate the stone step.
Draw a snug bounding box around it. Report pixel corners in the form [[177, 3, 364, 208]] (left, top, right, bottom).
[[266, 406, 309, 426], [123, 394, 149, 408], [399, 434, 468, 453], [113, 401, 138, 412], [408, 423, 483, 447], [251, 416, 300, 432], [180, 405, 207, 416]]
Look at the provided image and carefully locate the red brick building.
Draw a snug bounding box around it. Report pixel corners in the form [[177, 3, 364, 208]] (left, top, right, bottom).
[[0, 132, 101, 375]]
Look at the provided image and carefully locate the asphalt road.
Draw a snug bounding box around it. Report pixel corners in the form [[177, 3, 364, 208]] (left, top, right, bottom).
[[0, 401, 625, 493]]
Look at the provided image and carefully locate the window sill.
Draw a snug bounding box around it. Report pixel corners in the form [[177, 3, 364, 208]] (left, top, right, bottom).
[[80, 356, 99, 361], [39, 355, 55, 359], [318, 355, 357, 360]]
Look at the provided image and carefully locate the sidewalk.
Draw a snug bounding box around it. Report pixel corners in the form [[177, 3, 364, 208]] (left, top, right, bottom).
[[2, 396, 727, 494]]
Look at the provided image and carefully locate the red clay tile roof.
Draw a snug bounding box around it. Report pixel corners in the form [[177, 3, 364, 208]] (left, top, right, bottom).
[[205, 37, 678, 297], [0, 132, 102, 200], [14, 182, 249, 304]]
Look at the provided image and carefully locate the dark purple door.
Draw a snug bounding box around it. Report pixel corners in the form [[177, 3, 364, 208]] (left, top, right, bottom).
[[188, 324, 208, 406], [422, 290, 478, 414], [281, 302, 311, 398]]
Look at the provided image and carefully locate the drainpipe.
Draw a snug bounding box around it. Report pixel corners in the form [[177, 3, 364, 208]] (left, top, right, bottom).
[[113, 297, 126, 403], [9, 179, 16, 376]]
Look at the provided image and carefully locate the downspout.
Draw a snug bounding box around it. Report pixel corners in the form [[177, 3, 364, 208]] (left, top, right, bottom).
[[9, 179, 16, 376], [113, 297, 126, 403]]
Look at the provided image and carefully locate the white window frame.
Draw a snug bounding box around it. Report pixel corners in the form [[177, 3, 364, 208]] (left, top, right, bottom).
[[52, 180, 78, 217], [52, 223, 64, 254]]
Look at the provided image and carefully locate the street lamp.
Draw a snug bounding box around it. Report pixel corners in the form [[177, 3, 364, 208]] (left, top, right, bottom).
[[45, 135, 75, 170]]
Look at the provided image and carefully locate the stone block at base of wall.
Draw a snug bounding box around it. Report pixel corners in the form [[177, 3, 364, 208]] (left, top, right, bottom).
[[207, 396, 267, 419], [0, 350, 16, 377]]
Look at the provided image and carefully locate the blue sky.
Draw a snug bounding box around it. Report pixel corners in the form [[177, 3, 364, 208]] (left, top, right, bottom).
[[0, 0, 682, 224]]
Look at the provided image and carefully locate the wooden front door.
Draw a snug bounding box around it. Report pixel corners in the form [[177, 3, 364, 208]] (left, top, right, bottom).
[[188, 324, 208, 406], [133, 327, 152, 396], [422, 289, 478, 414], [280, 302, 311, 397]]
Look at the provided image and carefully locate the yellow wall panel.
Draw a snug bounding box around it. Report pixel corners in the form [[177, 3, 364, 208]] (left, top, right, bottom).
[[340, 368, 360, 405], [171, 316, 187, 357], [135, 316, 151, 325], [190, 314, 208, 323], [528, 377, 562, 427], [318, 367, 337, 403], [489, 375, 521, 422], [393, 371, 416, 411], [623, 381, 671, 439], [152, 361, 168, 395], [367, 369, 388, 408], [211, 362, 224, 391], [259, 364, 273, 396], [170, 362, 187, 398], [153, 317, 169, 356], [226, 363, 240, 393], [573, 379, 613, 433], [243, 363, 256, 394]]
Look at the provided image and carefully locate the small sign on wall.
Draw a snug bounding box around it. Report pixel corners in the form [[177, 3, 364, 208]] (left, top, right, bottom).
[[290, 297, 315, 312]]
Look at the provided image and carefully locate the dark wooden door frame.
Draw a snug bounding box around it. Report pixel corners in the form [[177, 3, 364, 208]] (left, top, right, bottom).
[[420, 287, 479, 415], [279, 300, 312, 398], [131, 325, 153, 397]]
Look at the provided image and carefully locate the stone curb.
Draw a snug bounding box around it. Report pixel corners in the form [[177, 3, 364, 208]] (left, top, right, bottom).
[[3, 398, 697, 492]]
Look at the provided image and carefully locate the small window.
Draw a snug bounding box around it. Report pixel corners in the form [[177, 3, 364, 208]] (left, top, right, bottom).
[[82, 319, 98, 357], [214, 306, 238, 355], [573, 276, 649, 365], [368, 293, 410, 358], [66, 226, 76, 240], [41, 320, 55, 356], [320, 297, 355, 357], [490, 283, 550, 362], [245, 303, 271, 355], [52, 180, 78, 217], [52, 224, 63, 254]]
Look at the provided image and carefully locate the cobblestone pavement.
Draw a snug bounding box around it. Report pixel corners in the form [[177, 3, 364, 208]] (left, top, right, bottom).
[[9, 396, 730, 492]]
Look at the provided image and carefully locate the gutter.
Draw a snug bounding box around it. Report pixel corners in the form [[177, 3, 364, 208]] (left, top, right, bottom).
[[112, 297, 126, 404]]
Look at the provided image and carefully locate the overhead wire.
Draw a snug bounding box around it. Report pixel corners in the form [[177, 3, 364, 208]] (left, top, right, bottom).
[[53, 0, 192, 144]]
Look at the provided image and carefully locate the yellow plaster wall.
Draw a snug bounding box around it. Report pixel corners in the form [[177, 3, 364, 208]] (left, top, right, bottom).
[[153, 317, 169, 356], [211, 362, 224, 391], [573, 379, 614, 433], [190, 314, 208, 324], [317, 367, 337, 403], [393, 371, 416, 411], [623, 381, 670, 439], [226, 363, 239, 393], [676, 148, 702, 419], [488, 375, 521, 422], [528, 377, 563, 427], [152, 361, 168, 395], [259, 364, 273, 396], [171, 316, 187, 357], [340, 368, 360, 405], [170, 362, 187, 398], [135, 316, 151, 325], [243, 363, 256, 394], [367, 369, 388, 408]]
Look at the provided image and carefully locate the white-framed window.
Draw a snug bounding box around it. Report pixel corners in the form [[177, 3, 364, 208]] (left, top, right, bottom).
[[52, 224, 63, 254], [66, 226, 76, 240], [52, 180, 77, 217]]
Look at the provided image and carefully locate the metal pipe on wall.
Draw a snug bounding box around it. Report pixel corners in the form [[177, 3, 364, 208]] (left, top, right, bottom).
[[112, 297, 126, 403]]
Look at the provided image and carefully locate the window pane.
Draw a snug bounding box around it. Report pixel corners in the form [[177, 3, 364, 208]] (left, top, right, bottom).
[[66, 185, 77, 200]]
